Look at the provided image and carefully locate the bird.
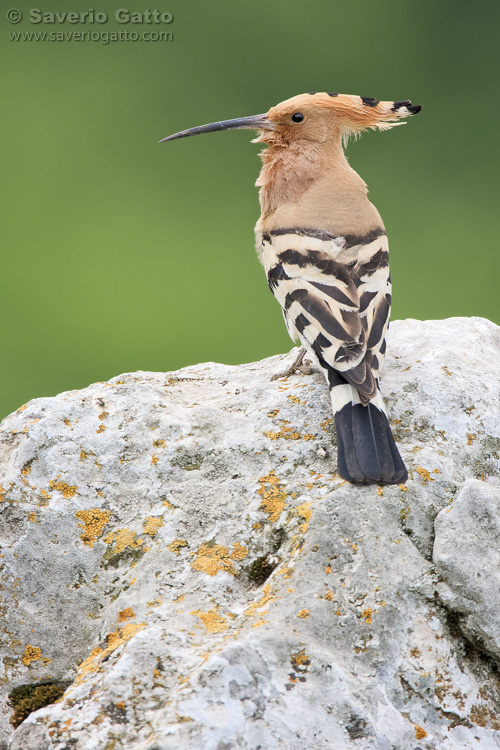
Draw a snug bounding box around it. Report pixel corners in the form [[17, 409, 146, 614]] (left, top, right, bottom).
[[160, 92, 421, 485]]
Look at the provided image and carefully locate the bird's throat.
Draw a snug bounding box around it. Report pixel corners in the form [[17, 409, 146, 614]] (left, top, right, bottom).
[[256, 135, 381, 235]]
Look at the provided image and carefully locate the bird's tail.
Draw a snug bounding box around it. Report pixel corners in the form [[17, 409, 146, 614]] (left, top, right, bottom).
[[331, 383, 407, 485]]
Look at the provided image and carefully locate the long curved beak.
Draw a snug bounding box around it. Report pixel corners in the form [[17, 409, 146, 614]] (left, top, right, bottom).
[[159, 113, 274, 143]]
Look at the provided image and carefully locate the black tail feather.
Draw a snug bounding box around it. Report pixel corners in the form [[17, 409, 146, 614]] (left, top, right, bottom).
[[334, 402, 407, 485]]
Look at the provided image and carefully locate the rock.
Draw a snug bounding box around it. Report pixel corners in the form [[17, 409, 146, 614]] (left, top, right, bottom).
[[1, 316, 500, 750], [434, 480, 500, 660]]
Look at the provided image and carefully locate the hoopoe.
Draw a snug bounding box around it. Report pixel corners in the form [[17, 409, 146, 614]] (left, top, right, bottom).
[[161, 92, 421, 485]]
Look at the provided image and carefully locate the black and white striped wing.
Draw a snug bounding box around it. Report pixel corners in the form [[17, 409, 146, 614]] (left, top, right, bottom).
[[263, 230, 391, 403], [351, 235, 392, 381]]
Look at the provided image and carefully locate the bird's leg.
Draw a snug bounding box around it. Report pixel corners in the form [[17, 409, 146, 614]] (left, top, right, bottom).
[[270, 348, 315, 381]]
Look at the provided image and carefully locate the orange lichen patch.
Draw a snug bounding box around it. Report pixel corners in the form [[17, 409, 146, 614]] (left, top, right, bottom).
[[257, 470, 287, 522], [76, 622, 145, 682], [297, 609, 310, 619], [153, 439, 166, 448], [414, 725, 427, 740], [321, 418, 332, 431], [22, 644, 51, 667], [245, 583, 275, 616], [415, 466, 433, 482], [324, 590, 335, 601], [267, 409, 280, 418], [190, 608, 229, 633], [264, 419, 315, 441], [362, 608, 373, 624], [377, 486, 384, 496], [75, 509, 111, 547], [291, 648, 310, 669], [295, 502, 312, 533], [17, 404, 28, 412], [28, 512, 38, 523], [191, 541, 248, 577], [147, 597, 162, 608], [96, 424, 106, 434], [117, 607, 135, 623], [169, 539, 188, 555], [287, 394, 304, 405], [151, 454, 159, 466], [275, 565, 293, 579], [163, 498, 176, 510], [251, 619, 268, 628], [103, 528, 143, 555], [399, 484, 408, 491], [115, 701, 125, 710], [37, 489, 51, 506], [143, 516, 163, 537], [80, 449, 94, 460], [98, 411, 109, 421], [467, 433, 476, 445], [49, 479, 77, 498]]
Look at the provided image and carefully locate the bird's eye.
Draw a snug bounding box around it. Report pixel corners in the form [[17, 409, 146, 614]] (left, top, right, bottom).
[[291, 113, 304, 123]]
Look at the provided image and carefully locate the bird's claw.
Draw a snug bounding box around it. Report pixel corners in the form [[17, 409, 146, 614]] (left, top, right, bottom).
[[270, 349, 315, 381]]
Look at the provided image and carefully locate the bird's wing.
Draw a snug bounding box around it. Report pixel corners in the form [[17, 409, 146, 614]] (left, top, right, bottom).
[[264, 231, 391, 403]]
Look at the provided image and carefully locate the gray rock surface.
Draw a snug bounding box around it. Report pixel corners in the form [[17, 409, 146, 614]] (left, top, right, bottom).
[[1, 316, 500, 749]]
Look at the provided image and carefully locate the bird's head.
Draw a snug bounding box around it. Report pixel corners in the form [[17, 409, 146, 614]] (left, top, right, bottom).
[[160, 92, 421, 147]]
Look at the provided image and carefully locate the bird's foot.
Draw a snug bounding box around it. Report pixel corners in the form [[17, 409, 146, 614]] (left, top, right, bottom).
[[270, 348, 315, 381]]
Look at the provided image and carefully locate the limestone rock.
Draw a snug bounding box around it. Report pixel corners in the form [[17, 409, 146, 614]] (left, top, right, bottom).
[[1, 317, 500, 749]]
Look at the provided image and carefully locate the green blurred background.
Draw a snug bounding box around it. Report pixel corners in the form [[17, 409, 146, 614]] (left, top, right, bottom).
[[2, 0, 499, 420]]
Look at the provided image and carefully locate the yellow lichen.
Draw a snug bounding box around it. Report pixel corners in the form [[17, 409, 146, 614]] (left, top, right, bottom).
[[267, 409, 280, 418], [297, 609, 310, 619], [245, 583, 275, 616], [414, 725, 427, 740], [264, 419, 314, 441], [169, 539, 188, 555], [103, 528, 143, 555], [75, 622, 145, 682], [21, 644, 51, 667], [143, 516, 163, 537], [291, 648, 310, 668], [75, 508, 111, 547], [415, 466, 433, 482], [96, 424, 106, 434], [191, 608, 229, 633], [98, 411, 108, 421], [257, 470, 287, 523], [324, 590, 334, 601], [151, 454, 159, 466], [191, 541, 248, 576], [153, 439, 166, 448], [466, 433, 476, 445], [28, 512, 38, 523], [49, 479, 77, 498], [362, 608, 373, 624], [117, 607, 135, 623], [295, 502, 312, 533]]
